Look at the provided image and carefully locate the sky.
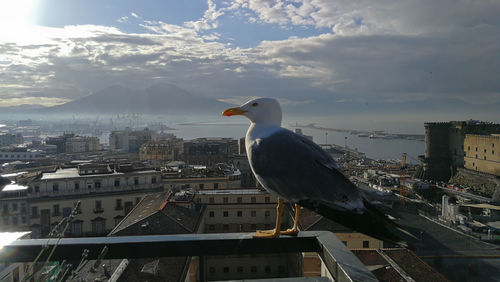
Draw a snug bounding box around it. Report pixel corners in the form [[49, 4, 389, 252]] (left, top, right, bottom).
[[0, 0, 499, 120]]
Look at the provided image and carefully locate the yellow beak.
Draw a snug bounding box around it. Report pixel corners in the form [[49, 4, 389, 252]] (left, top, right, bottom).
[[222, 107, 247, 116]]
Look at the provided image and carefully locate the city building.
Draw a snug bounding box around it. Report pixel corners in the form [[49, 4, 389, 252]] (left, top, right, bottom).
[[0, 133, 23, 148], [45, 133, 75, 154], [65, 136, 101, 153], [181, 138, 239, 166], [0, 182, 29, 232], [0, 147, 46, 161], [418, 121, 500, 181], [139, 137, 184, 163], [162, 162, 241, 191], [232, 154, 256, 187], [464, 134, 499, 176], [1, 163, 163, 237], [109, 128, 155, 153]]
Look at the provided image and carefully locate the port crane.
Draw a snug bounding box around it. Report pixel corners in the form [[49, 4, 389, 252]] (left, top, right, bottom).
[[400, 153, 407, 205]]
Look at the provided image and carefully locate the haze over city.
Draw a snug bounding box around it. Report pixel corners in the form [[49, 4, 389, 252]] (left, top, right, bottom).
[[0, 0, 499, 132]]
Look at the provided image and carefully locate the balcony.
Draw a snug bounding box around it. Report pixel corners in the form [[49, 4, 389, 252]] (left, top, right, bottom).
[[0, 231, 376, 281], [93, 208, 104, 214], [27, 184, 163, 198]]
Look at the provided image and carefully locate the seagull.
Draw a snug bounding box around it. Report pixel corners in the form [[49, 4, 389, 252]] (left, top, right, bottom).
[[223, 97, 411, 246]]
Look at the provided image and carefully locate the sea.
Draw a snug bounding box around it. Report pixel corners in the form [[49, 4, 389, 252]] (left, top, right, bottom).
[[161, 122, 424, 164]]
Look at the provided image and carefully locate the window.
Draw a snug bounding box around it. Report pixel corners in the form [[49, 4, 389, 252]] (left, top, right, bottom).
[[363, 240, 370, 248], [265, 266, 271, 273], [493, 150, 495, 155], [209, 197, 214, 204], [265, 210, 270, 217], [12, 203, 17, 211], [209, 211, 215, 217], [208, 224, 215, 231], [237, 197, 242, 203], [484, 156, 487, 160], [52, 183, 59, 192], [134, 177, 139, 185], [251, 197, 256, 203], [71, 221, 83, 236], [95, 181, 101, 188], [136, 197, 141, 204], [213, 183, 219, 189], [20, 203, 26, 213], [94, 200, 103, 213], [115, 199, 123, 210], [265, 196, 270, 203], [237, 266, 243, 273], [223, 211, 228, 217], [21, 216, 26, 224], [31, 206, 38, 218], [223, 197, 228, 203], [2, 204, 7, 214], [92, 218, 106, 234], [151, 176, 157, 184], [223, 224, 229, 230], [484, 149, 487, 153], [74, 182, 79, 190], [209, 267, 215, 274], [251, 211, 256, 217], [114, 179, 120, 187], [475, 147, 478, 151], [34, 185, 39, 192], [223, 267, 229, 273], [53, 205, 60, 216], [251, 266, 257, 273], [278, 265, 285, 273], [199, 183, 204, 189], [12, 216, 18, 226], [237, 211, 242, 217], [114, 216, 124, 226]]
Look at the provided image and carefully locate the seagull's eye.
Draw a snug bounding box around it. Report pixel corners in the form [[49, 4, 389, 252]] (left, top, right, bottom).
[[252, 102, 259, 107]]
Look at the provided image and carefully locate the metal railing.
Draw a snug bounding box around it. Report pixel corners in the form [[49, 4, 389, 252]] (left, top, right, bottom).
[[0, 231, 377, 282]]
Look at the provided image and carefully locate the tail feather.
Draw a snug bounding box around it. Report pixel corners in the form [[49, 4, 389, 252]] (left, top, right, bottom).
[[299, 199, 414, 249]]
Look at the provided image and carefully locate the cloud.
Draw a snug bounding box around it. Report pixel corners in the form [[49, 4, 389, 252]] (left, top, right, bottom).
[[0, 97, 69, 107], [0, 0, 499, 111]]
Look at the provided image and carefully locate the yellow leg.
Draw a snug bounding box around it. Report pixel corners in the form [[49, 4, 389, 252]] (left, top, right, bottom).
[[253, 198, 284, 238], [281, 204, 301, 235]]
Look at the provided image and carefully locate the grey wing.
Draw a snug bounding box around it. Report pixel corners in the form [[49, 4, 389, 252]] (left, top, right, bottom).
[[250, 129, 364, 211]]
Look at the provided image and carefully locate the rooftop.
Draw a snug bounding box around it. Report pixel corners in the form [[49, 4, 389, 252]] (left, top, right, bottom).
[[40, 167, 158, 180], [1, 182, 28, 192], [197, 188, 267, 195]]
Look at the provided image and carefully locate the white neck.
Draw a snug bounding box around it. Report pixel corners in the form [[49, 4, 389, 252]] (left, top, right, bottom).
[[245, 122, 282, 152]]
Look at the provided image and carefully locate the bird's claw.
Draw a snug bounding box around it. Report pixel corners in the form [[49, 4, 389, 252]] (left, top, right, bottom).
[[253, 229, 280, 238], [280, 228, 299, 236]]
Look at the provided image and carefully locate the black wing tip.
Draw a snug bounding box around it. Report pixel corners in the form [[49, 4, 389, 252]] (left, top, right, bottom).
[[300, 200, 415, 250]]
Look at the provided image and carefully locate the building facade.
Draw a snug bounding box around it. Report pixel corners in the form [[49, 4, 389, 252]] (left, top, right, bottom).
[[109, 128, 155, 153], [139, 138, 184, 162], [0, 148, 46, 161], [65, 136, 101, 153], [419, 121, 500, 181], [1, 164, 163, 237], [464, 134, 499, 176], [0, 133, 23, 148], [182, 138, 239, 166]]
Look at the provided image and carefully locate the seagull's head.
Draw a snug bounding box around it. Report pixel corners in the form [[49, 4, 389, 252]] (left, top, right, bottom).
[[222, 97, 282, 125]]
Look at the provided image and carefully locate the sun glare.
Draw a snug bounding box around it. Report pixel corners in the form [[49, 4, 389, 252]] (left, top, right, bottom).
[[0, 0, 38, 37]]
